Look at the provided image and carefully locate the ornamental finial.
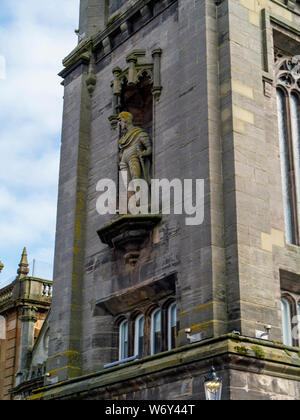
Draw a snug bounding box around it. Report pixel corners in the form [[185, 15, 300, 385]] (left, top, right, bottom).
[[17, 247, 29, 279]]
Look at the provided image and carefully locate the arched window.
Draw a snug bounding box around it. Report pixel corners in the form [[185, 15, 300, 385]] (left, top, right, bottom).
[[134, 314, 144, 358], [168, 303, 177, 350], [275, 51, 300, 245], [291, 94, 300, 226], [281, 297, 293, 346], [119, 319, 128, 360], [277, 89, 295, 244], [151, 308, 161, 355]]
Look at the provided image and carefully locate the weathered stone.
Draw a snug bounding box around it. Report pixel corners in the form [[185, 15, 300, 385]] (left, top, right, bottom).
[[16, 0, 300, 400]]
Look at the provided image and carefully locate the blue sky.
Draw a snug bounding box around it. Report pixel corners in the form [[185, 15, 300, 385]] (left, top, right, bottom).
[[0, 0, 80, 286]]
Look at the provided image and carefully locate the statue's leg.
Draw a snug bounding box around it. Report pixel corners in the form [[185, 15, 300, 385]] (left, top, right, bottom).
[[129, 155, 141, 180], [119, 162, 129, 185], [119, 162, 129, 213]]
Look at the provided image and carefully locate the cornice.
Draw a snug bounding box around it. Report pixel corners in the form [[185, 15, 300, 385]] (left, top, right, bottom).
[[59, 0, 177, 79], [62, 37, 92, 69]]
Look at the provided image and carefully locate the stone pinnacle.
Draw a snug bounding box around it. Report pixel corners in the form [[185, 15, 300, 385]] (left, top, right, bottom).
[[17, 247, 29, 279]]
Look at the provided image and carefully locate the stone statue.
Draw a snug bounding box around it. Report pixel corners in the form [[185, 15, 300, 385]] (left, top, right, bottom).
[[118, 112, 152, 184]]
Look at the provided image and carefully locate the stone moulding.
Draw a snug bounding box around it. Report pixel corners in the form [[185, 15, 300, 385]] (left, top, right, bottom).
[[97, 214, 162, 265], [58, 0, 175, 81], [59, 37, 93, 77], [28, 334, 300, 400], [94, 273, 176, 316], [93, 0, 176, 53]]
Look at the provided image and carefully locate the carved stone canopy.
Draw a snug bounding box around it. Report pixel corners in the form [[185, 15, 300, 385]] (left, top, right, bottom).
[[109, 49, 162, 127], [114, 51, 153, 90]]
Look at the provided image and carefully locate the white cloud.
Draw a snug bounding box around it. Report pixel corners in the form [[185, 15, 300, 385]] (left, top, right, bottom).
[[0, 0, 80, 286], [0, 148, 59, 190], [0, 1, 80, 133], [0, 186, 57, 245]]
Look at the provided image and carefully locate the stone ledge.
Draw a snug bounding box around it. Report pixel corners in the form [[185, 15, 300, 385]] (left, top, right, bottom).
[[29, 335, 300, 400], [94, 272, 176, 315]]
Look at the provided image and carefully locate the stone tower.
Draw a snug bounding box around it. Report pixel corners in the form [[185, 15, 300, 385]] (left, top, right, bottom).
[[39, 0, 300, 400]]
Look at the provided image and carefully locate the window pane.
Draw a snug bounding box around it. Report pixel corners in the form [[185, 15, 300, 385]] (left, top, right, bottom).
[[139, 316, 144, 336], [291, 94, 300, 230], [277, 90, 294, 244], [281, 298, 292, 346], [134, 315, 144, 358], [170, 305, 176, 327], [151, 309, 161, 355], [154, 310, 161, 332], [168, 304, 177, 350], [119, 320, 128, 360]]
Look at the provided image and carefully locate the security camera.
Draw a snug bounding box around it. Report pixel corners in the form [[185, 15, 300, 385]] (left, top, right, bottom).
[[265, 325, 272, 332]]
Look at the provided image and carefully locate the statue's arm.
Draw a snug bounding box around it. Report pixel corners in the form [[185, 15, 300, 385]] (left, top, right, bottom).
[[138, 134, 152, 157]]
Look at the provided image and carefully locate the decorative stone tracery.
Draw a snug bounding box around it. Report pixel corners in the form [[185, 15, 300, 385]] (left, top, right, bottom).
[[109, 49, 162, 128], [275, 49, 300, 91]]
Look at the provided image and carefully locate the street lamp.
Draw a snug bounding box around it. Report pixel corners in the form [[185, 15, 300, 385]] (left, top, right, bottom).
[[203, 366, 222, 400]]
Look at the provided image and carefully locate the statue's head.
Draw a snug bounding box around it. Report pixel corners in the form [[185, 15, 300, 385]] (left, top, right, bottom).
[[118, 112, 133, 131], [118, 111, 133, 121]]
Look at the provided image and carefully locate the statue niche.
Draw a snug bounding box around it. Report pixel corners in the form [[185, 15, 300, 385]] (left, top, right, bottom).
[[118, 73, 153, 185], [98, 59, 161, 267]]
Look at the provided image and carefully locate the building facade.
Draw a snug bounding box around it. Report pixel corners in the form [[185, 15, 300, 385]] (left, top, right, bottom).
[[19, 0, 300, 400], [0, 249, 51, 400]]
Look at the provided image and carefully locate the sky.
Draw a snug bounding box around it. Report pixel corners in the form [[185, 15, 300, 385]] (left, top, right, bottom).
[[0, 0, 80, 287]]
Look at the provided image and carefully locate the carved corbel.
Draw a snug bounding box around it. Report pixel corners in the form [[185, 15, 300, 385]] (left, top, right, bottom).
[[85, 49, 97, 97], [102, 37, 111, 55], [285, 0, 297, 10], [120, 21, 131, 41], [140, 4, 152, 23]]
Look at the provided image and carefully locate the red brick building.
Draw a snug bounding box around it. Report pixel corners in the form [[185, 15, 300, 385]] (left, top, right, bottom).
[[0, 249, 51, 400]]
